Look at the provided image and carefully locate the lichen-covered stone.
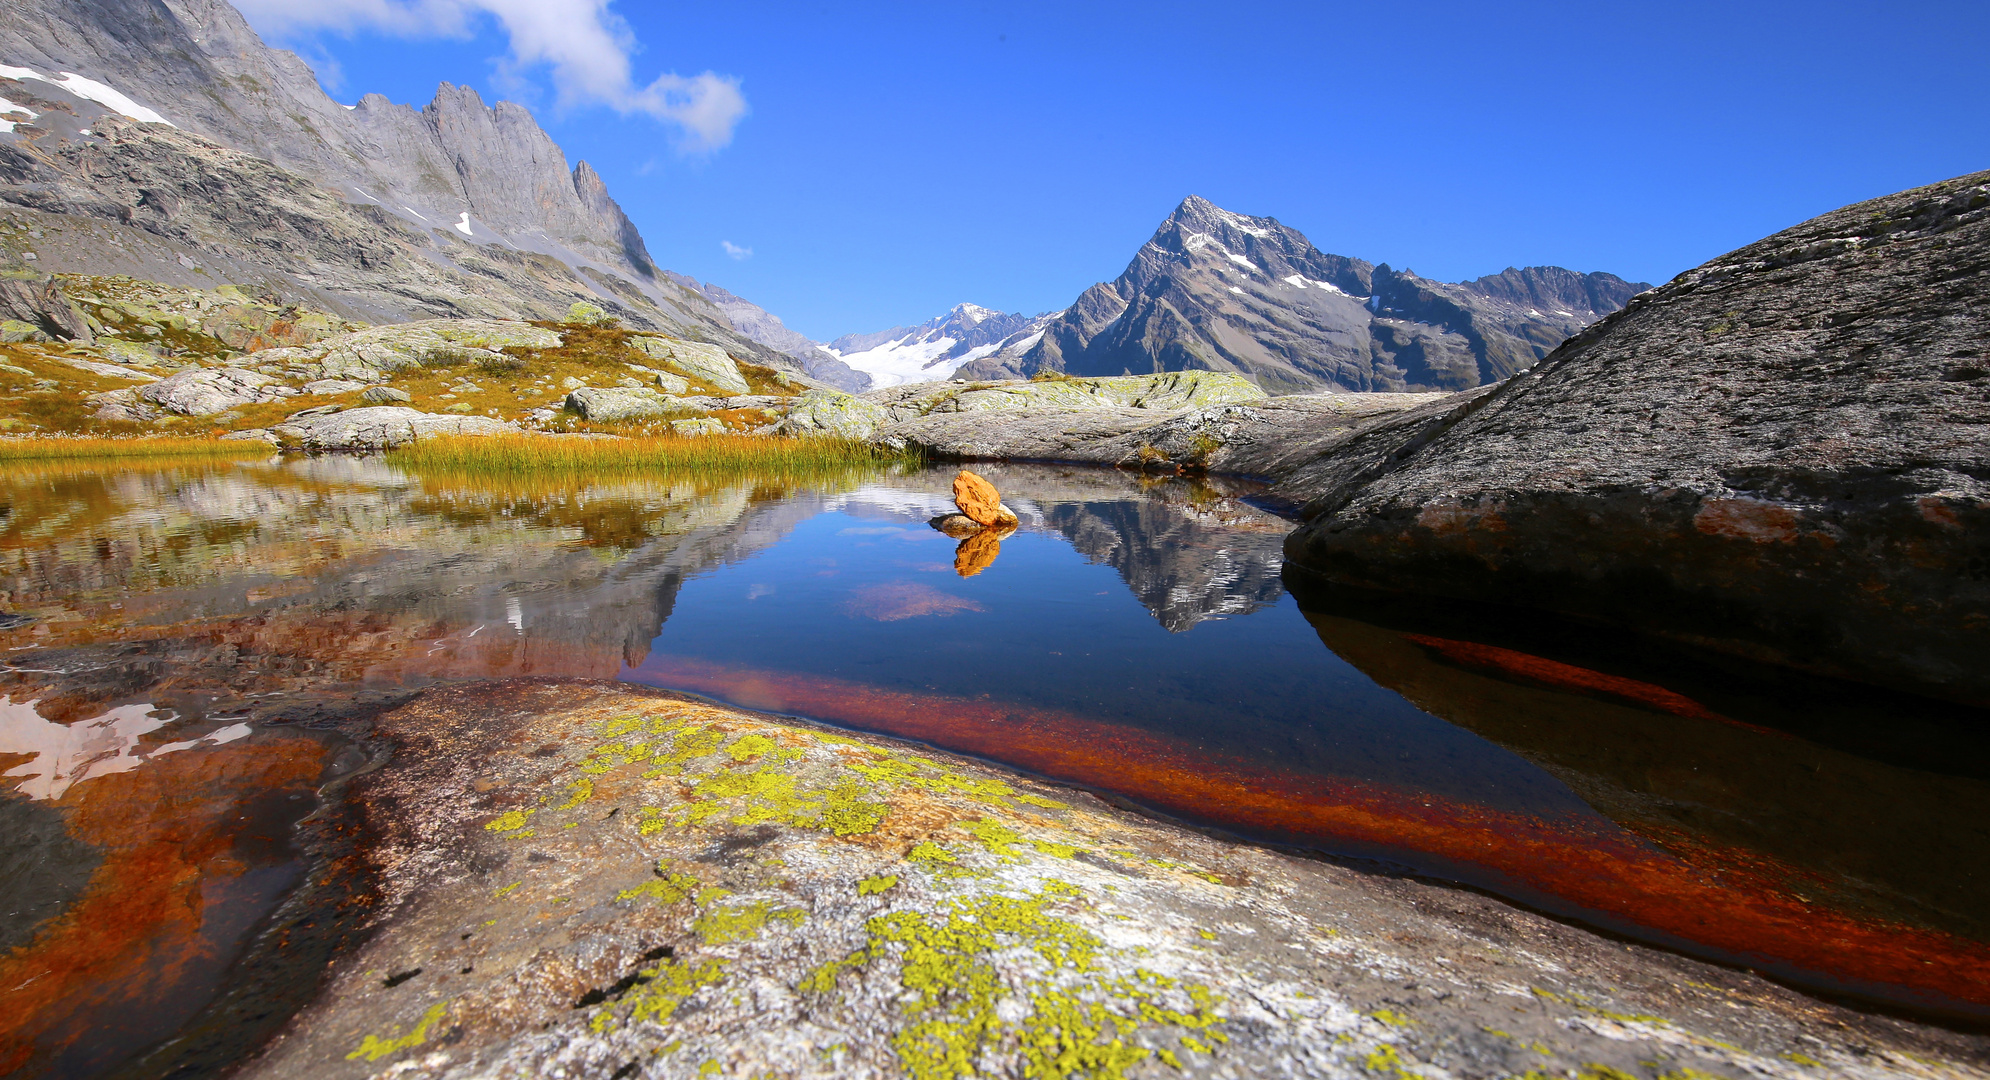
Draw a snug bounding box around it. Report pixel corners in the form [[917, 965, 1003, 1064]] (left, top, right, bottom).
[[566, 387, 690, 422], [670, 418, 724, 436], [234, 681, 1984, 1080], [628, 336, 751, 395], [245, 319, 562, 379], [361, 385, 412, 404], [135, 366, 288, 415], [271, 406, 518, 450], [776, 388, 890, 439]]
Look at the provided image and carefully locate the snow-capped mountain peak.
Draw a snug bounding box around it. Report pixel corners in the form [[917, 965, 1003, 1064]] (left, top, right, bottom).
[[824, 304, 1061, 388]]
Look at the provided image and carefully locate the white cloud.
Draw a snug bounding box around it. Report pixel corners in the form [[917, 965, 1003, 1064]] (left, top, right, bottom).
[[721, 240, 752, 261], [232, 0, 748, 151]]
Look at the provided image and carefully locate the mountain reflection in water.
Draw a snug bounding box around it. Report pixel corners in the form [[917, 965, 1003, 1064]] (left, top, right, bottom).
[[1, 457, 1987, 1078]]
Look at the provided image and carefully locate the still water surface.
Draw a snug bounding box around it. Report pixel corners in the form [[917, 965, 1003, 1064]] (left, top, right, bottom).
[[2, 457, 1987, 1077]]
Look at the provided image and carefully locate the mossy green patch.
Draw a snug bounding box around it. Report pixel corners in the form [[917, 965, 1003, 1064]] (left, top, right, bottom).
[[668, 762, 887, 836], [815, 882, 1221, 1080], [485, 809, 535, 834], [616, 870, 701, 905], [728, 733, 777, 762], [553, 777, 594, 811], [694, 900, 806, 945], [590, 957, 726, 1033], [961, 818, 1024, 859], [346, 1001, 449, 1062]]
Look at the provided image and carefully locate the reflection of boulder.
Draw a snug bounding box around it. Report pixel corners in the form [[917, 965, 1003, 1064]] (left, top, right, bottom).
[[1291, 590, 1990, 945], [952, 525, 1012, 578], [887, 463, 1291, 631]]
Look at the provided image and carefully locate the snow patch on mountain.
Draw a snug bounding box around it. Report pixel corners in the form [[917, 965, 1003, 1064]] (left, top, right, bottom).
[[0, 64, 173, 125], [826, 303, 1060, 388]]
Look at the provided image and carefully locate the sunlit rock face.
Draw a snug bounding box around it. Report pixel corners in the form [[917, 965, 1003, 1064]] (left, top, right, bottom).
[[1282, 169, 1990, 706], [958, 195, 1647, 393], [229, 681, 1988, 1080]]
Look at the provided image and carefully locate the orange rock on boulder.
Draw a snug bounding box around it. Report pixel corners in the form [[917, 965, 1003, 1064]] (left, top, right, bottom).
[[952, 470, 1019, 527]]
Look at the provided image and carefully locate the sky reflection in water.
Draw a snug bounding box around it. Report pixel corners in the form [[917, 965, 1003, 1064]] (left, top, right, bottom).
[[1, 457, 1988, 1076]]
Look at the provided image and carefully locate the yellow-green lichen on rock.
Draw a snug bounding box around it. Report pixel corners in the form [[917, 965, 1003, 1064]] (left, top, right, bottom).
[[233, 683, 1974, 1080]]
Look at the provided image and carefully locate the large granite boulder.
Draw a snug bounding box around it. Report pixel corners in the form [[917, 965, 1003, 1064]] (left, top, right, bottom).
[[628, 335, 751, 395], [1283, 170, 1990, 706], [135, 366, 291, 415], [271, 406, 517, 451], [247, 320, 562, 381], [566, 386, 689, 422], [775, 388, 890, 439]]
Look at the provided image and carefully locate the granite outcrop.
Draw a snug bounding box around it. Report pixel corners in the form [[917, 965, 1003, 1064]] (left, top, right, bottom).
[[1281, 170, 1990, 706]]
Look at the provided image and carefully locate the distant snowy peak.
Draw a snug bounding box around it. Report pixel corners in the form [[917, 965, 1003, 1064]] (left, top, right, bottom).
[[825, 304, 1060, 388]]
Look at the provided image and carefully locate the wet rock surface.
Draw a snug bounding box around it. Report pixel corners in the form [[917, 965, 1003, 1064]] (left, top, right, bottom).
[[235, 680, 1985, 1080], [1281, 169, 1990, 706]]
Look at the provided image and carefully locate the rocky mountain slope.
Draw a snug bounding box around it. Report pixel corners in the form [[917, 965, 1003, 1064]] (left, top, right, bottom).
[[686, 279, 868, 390], [0, 0, 805, 374], [958, 195, 1647, 393], [1280, 169, 1990, 707], [823, 303, 1059, 388]]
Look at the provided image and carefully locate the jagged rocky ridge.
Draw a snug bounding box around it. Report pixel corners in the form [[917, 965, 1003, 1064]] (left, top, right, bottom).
[[0, 0, 806, 373], [958, 195, 1647, 393]]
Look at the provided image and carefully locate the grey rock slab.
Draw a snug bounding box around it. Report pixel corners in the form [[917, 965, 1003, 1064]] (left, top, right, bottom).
[[629, 335, 751, 395], [565, 387, 690, 422], [669, 417, 725, 436], [625, 363, 691, 395], [774, 388, 890, 439], [923, 372, 1267, 414], [1282, 168, 1990, 706], [135, 366, 283, 415], [866, 390, 1447, 476], [271, 406, 519, 451], [55, 355, 158, 381], [360, 385, 412, 404], [302, 379, 369, 395], [232, 681, 1989, 1080], [247, 319, 560, 376]]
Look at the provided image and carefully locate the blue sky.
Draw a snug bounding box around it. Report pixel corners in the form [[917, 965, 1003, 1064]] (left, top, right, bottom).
[[241, 0, 1988, 342]]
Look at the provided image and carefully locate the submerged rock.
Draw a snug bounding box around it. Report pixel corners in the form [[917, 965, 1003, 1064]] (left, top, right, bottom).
[[233, 681, 1983, 1080], [1282, 169, 1990, 706]]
